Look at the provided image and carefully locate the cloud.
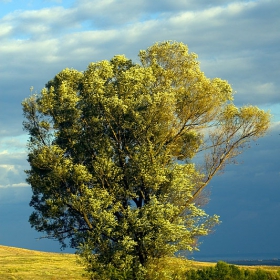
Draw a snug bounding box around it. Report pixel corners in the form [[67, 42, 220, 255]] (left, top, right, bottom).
[[0, 0, 279, 171], [1, 0, 280, 257], [10, 182, 29, 187], [1, 7, 76, 39], [0, 150, 26, 164], [0, 0, 278, 143], [0, 160, 28, 188], [0, 0, 278, 257], [0, 163, 18, 172], [0, 135, 29, 188]]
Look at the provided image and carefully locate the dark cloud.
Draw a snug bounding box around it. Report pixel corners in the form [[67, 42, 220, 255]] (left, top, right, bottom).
[[192, 124, 280, 259], [0, 187, 73, 252]]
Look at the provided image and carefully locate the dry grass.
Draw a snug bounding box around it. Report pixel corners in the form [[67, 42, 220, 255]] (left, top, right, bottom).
[[0, 245, 86, 280], [0, 245, 279, 279]]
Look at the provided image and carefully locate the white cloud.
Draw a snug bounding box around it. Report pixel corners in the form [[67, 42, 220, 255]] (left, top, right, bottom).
[[0, 163, 18, 171], [0, 23, 12, 36], [0, 182, 29, 188], [1, 6, 77, 39], [0, 138, 28, 188], [10, 182, 29, 187], [0, 161, 28, 188]]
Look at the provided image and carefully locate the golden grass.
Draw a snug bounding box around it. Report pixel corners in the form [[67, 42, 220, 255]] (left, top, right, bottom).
[[0, 245, 279, 279], [0, 245, 86, 280]]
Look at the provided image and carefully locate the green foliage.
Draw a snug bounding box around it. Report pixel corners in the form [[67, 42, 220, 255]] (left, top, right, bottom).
[[185, 261, 280, 280], [22, 41, 270, 279]]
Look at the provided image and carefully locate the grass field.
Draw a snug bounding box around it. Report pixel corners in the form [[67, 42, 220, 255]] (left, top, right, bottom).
[[0, 245, 86, 280], [0, 245, 279, 279]]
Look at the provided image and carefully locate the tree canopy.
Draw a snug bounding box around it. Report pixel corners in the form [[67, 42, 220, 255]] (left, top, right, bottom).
[[22, 41, 270, 279]]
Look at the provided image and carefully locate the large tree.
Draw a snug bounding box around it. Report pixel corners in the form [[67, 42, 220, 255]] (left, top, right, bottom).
[[22, 41, 270, 279]]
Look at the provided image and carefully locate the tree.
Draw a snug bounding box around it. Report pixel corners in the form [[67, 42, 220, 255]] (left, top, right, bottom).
[[22, 41, 270, 279]]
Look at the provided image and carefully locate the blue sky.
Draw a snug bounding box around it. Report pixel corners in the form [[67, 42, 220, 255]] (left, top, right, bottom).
[[0, 0, 279, 259]]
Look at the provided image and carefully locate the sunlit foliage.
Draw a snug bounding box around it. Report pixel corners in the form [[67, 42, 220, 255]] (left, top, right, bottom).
[[22, 41, 270, 279]]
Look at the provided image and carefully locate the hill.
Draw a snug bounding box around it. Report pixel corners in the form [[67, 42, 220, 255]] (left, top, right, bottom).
[[0, 245, 85, 279], [0, 245, 279, 279]]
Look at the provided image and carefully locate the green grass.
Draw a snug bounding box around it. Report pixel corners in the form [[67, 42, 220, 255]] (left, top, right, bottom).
[[0, 245, 279, 279]]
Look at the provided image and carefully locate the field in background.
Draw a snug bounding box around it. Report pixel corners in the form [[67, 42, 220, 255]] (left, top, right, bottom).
[[0, 245, 279, 279]]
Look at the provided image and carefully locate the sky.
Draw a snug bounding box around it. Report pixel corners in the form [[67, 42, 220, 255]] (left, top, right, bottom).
[[0, 0, 279, 260]]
